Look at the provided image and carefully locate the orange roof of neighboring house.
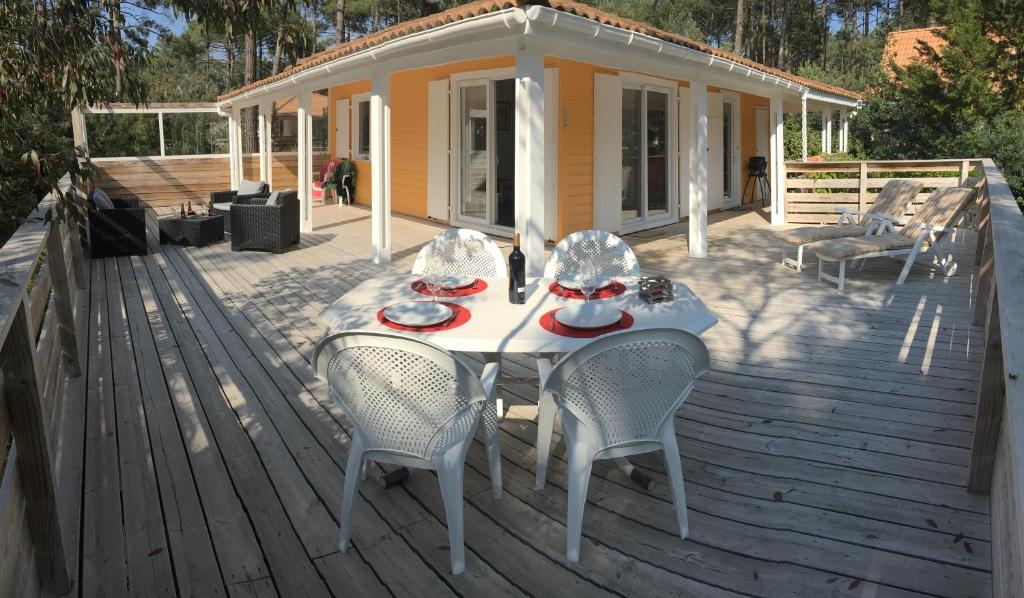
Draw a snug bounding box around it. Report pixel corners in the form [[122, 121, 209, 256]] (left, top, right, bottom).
[[883, 26, 947, 71], [219, 0, 861, 102]]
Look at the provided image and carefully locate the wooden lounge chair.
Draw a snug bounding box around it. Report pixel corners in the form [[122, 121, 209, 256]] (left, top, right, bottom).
[[807, 186, 976, 290], [772, 179, 923, 271]]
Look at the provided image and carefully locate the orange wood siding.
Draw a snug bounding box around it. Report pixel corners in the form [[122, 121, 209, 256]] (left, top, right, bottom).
[[328, 80, 373, 204], [740, 92, 769, 204]]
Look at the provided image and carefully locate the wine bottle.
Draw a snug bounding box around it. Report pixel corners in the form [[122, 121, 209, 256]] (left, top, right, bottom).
[[508, 232, 526, 304], [187, 200, 194, 215], [180, 203, 186, 217]]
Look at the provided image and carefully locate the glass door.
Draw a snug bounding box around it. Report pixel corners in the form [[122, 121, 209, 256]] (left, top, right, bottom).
[[458, 81, 490, 224], [455, 77, 516, 231], [621, 84, 673, 226]]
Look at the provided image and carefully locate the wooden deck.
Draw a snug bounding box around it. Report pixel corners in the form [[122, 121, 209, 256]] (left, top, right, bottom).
[[54, 204, 990, 597]]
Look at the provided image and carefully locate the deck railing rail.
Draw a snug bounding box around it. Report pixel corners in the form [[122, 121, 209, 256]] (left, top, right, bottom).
[[0, 178, 87, 594]]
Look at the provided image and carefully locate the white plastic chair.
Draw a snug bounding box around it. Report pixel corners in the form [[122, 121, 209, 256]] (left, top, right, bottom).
[[313, 331, 502, 575], [412, 228, 506, 278], [539, 329, 710, 562], [543, 229, 641, 280]]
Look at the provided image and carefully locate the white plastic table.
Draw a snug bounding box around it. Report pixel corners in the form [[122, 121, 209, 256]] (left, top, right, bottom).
[[318, 276, 719, 352], [318, 275, 719, 490]]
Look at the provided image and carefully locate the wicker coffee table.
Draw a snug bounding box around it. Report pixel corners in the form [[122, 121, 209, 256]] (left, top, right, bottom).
[[159, 214, 225, 247]]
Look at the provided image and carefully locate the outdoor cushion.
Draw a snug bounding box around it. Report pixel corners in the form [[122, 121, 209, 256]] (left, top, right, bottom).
[[265, 191, 281, 206], [91, 188, 116, 210], [237, 179, 267, 196], [773, 224, 869, 245], [213, 202, 234, 212], [808, 234, 917, 261], [900, 187, 976, 238], [869, 179, 923, 219]]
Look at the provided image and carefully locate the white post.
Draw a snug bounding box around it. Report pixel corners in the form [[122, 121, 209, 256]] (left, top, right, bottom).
[[370, 73, 392, 265], [258, 100, 269, 183], [820, 111, 828, 155], [825, 110, 833, 155], [688, 80, 709, 258], [227, 107, 240, 189], [800, 96, 808, 161], [839, 108, 849, 153], [770, 96, 786, 225], [515, 43, 546, 277], [232, 105, 244, 187], [157, 112, 166, 157], [297, 90, 314, 233]]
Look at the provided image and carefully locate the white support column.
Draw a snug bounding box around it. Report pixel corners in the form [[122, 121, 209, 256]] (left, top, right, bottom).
[[258, 100, 270, 183], [688, 80, 709, 258], [157, 112, 166, 157], [825, 110, 833, 155], [770, 96, 786, 225], [820, 111, 828, 155], [839, 108, 849, 153], [515, 43, 546, 277], [297, 90, 314, 233], [227, 107, 240, 189], [800, 95, 808, 161], [370, 73, 392, 265], [232, 105, 244, 187]]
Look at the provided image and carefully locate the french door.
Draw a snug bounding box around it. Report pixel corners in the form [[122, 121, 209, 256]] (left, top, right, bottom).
[[454, 77, 516, 230], [621, 82, 674, 229]]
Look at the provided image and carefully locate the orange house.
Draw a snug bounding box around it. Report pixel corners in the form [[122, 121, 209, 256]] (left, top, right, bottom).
[[217, 0, 860, 272]]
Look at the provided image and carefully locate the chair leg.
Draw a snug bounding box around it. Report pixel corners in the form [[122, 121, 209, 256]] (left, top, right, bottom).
[[535, 389, 558, 490], [838, 260, 846, 292], [897, 250, 918, 285], [796, 245, 804, 272], [339, 435, 364, 552], [436, 457, 467, 575], [565, 442, 594, 563], [482, 408, 502, 499], [659, 424, 689, 539]]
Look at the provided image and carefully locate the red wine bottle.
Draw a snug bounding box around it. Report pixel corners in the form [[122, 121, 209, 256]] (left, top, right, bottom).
[[508, 232, 526, 304]]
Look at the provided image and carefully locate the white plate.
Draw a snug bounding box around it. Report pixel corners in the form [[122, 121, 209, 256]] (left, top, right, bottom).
[[554, 304, 622, 329], [384, 302, 454, 327], [557, 277, 613, 291], [422, 274, 477, 290]]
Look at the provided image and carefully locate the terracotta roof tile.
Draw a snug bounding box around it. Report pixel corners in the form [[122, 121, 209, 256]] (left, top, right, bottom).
[[219, 0, 860, 102], [883, 27, 947, 71]]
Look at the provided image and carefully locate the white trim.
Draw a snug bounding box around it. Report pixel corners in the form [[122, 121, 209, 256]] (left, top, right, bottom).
[[89, 153, 231, 163], [800, 95, 808, 161], [82, 105, 222, 114], [298, 90, 314, 232], [618, 73, 678, 232], [351, 92, 371, 160], [769, 96, 785, 225], [514, 43, 546, 276]]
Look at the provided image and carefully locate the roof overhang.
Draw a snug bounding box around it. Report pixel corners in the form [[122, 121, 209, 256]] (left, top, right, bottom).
[[217, 5, 861, 111]]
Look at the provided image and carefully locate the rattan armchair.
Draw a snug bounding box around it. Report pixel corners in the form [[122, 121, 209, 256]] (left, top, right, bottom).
[[210, 179, 269, 234], [230, 191, 300, 253], [88, 193, 148, 257]]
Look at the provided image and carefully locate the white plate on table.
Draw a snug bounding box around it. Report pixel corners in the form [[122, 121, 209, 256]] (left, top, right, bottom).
[[384, 301, 454, 327], [554, 304, 622, 329], [557, 277, 613, 291], [422, 274, 477, 290]]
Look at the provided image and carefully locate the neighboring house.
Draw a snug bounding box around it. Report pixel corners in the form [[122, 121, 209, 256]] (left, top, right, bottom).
[[216, 0, 860, 269], [883, 26, 948, 74]]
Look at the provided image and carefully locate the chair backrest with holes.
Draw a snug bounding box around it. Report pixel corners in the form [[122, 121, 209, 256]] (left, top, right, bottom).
[[313, 332, 487, 460], [544, 230, 641, 279], [411, 229, 507, 277], [543, 329, 710, 450]]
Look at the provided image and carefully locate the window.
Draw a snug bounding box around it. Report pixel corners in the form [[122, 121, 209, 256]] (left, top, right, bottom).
[[722, 101, 732, 198], [352, 94, 371, 159]]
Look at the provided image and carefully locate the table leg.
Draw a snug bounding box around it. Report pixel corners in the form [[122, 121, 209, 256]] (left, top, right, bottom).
[[481, 352, 503, 419]]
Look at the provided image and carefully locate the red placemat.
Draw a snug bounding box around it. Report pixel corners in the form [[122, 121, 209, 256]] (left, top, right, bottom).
[[538, 308, 634, 338], [411, 278, 487, 297], [549, 281, 627, 300], [377, 302, 471, 332]]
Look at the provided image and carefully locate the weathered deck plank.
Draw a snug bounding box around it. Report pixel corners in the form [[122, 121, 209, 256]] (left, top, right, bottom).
[[65, 204, 990, 597]]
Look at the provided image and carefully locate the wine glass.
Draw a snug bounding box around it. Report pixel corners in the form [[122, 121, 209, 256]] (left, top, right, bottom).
[[424, 275, 442, 303], [579, 261, 598, 305]]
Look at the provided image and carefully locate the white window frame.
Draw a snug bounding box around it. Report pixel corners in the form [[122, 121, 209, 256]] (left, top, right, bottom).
[[449, 67, 516, 236], [720, 91, 742, 208], [351, 92, 371, 160], [619, 73, 678, 234]]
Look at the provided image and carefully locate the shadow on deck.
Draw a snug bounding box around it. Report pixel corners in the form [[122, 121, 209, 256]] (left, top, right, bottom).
[[58, 203, 989, 597]]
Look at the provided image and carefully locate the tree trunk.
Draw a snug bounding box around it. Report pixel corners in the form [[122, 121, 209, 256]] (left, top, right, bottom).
[[272, 25, 284, 75], [820, 0, 829, 69], [734, 0, 744, 54], [335, 0, 346, 44], [244, 31, 258, 154]]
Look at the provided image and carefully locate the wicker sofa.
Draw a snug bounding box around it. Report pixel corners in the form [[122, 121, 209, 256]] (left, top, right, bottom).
[[88, 189, 147, 257], [210, 179, 269, 234], [230, 191, 300, 253]]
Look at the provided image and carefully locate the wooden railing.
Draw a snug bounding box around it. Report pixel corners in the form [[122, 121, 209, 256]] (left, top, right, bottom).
[[0, 179, 87, 595], [783, 159, 974, 224], [965, 159, 1024, 597]]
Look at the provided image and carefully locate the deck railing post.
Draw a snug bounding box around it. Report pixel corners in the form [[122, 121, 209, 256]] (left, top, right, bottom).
[[58, 198, 86, 291], [45, 219, 81, 378], [967, 288, 1004, 494], [858, 162, 868, 212], [0, 305, 71, 593]]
